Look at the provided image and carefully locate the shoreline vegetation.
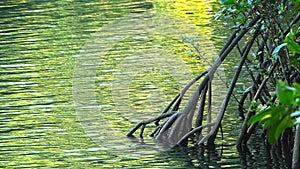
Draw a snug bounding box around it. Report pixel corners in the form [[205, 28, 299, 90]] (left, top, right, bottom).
[[127, 0, 299, 168]]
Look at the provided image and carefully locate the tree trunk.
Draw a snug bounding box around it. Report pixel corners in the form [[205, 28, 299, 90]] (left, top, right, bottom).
[[292, 124, 300, 169]]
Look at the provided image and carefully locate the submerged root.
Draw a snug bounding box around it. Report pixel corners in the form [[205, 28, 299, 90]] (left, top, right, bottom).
[[127, 16, 261, 146], [126, 7, 300, 167]]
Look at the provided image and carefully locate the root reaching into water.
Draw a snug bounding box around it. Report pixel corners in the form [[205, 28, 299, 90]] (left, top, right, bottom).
[[127, 1, 300, 167], [127, 16, 261, 145]]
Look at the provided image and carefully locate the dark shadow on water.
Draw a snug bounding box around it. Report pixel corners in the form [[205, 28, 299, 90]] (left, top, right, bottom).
[[154, 143, 223, 169], [238, 141, 289, 169]]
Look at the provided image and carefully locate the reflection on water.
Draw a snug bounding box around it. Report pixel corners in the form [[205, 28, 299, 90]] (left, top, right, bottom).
[[0, 0, 285, 168]]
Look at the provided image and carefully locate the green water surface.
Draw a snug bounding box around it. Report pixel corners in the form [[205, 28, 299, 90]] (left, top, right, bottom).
[[0, 0, 282, 168]]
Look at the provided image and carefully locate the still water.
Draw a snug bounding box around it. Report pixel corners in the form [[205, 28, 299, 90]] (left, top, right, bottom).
[[0, 0, 286, 168]]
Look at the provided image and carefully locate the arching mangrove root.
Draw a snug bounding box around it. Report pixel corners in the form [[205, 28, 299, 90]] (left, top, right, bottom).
[[126, 16, 261, 146]]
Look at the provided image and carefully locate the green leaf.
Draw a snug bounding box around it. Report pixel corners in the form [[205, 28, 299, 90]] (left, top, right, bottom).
[[274, 115, 292, 141], [295, 98, 300, 106], [265, 108, 292, 144], [284, 85, 299, 92], [238, 16, 246, 23], [221, 0, 237, 5], [247, 107, 272, 125], [290, 55, 300, 66], [276, 81, 300, 106], [267, 125, 277, 144], [295, 117, 300, 125], [250, 100, 257, 107], [284, 25, 300, 54], [296, 98, 300, 105], [263, 106, 285, 129], [294, 83, 300, 90], [272, 43, 287, 59], [276, 81, 295, 104], [291, 110, 300, 117], [239, 0, 246, 8], [296, 0, 300, 6], [287, 41, 300, 54]]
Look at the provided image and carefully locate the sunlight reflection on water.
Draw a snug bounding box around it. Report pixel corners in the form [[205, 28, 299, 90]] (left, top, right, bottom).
[[0, 0, 279, 168]]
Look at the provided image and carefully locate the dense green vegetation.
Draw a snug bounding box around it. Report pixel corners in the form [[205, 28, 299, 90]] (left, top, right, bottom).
[[248, 81, 300, 144]]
